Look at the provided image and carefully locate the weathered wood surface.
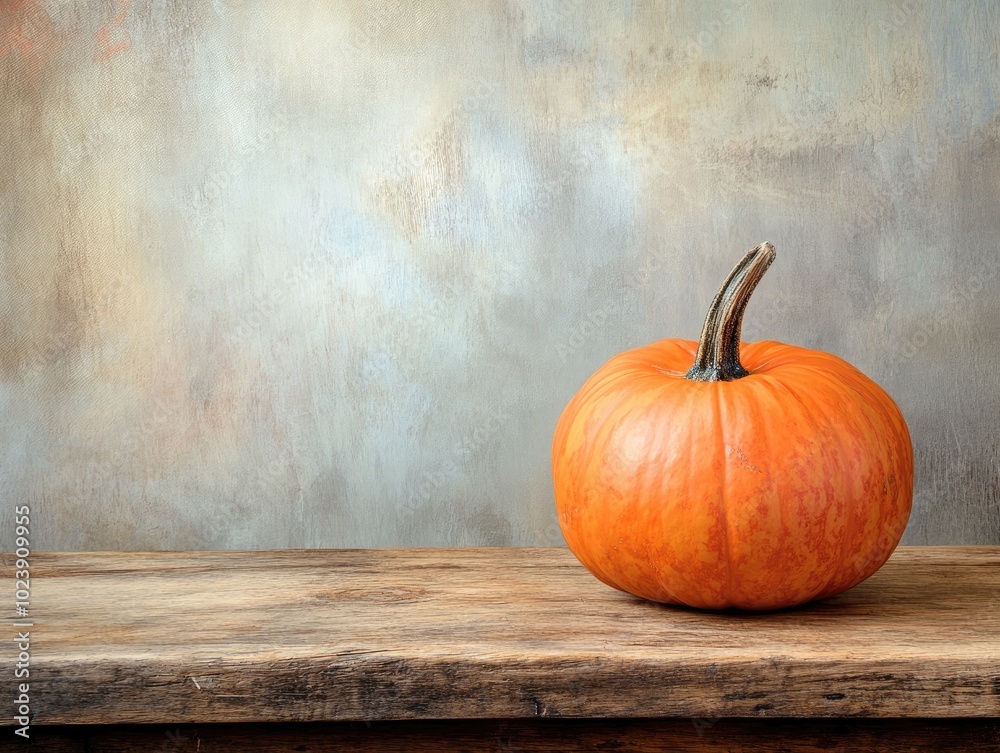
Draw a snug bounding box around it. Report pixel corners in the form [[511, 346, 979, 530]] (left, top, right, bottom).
[[3, 546, 999, 725], [3, 719, 998, 753]]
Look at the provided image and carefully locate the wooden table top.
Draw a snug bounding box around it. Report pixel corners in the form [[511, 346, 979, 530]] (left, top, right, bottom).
[[6, 546, 999, 725]]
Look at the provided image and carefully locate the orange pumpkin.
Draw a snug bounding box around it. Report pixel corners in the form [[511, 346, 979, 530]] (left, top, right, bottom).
[[552, 243, 913, 610]]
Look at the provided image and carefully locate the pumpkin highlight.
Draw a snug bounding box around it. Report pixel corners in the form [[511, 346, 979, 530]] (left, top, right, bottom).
[[551, 243, 913, 610]]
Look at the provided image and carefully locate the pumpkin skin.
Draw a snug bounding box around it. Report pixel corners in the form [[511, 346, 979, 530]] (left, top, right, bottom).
[[551, 244, 913, 611]]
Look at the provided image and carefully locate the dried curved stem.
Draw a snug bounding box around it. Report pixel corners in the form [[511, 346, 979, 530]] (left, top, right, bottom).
[[686, 242, 776, 382]]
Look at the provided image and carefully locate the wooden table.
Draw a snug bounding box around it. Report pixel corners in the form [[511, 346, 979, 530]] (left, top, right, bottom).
[[2, 546, 998, 751]]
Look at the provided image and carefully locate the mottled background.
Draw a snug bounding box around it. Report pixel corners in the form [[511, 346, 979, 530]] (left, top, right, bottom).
[[1, 0, 998, 550]]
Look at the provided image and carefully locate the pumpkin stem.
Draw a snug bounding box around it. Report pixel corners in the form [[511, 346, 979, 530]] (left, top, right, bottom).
[[686, 242, 776, 382]]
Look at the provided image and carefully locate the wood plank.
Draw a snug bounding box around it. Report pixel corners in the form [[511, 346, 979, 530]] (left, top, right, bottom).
[[17, 719, 999, 753], [3, 546, 999, 724]]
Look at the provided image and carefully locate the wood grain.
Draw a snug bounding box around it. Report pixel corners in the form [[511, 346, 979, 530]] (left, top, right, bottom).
[[4, 546, 999, 725], [0, 719, 987, 753]]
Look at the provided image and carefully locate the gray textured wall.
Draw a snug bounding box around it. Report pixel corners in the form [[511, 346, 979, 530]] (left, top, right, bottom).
[[2, 0, 998, 551]]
